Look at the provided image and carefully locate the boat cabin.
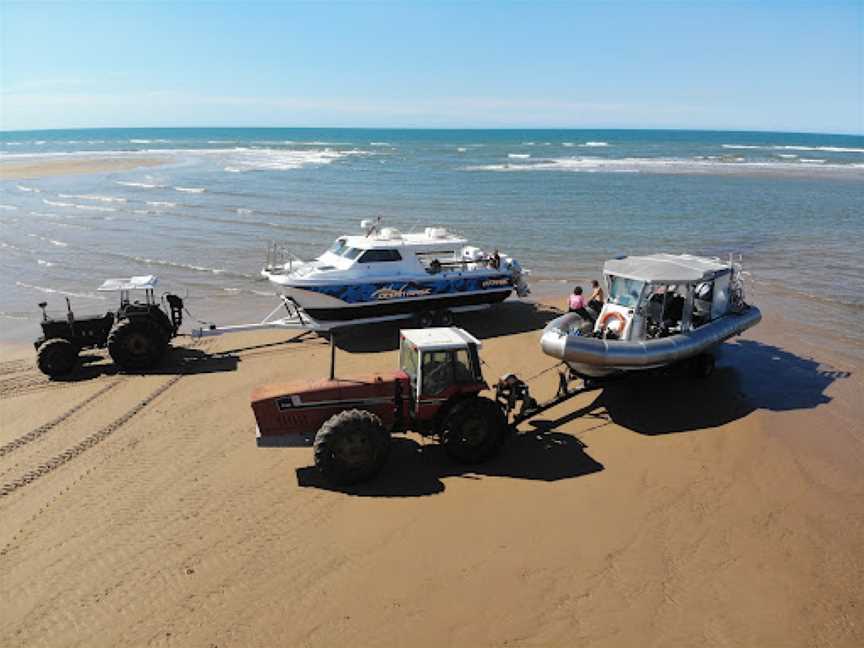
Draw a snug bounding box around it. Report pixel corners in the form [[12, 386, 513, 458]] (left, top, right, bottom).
[[598, 254, 734, 341], [289, 226, 501, 279]]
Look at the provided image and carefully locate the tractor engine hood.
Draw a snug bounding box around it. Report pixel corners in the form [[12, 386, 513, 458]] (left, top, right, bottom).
[[251, 371, 409, 444]]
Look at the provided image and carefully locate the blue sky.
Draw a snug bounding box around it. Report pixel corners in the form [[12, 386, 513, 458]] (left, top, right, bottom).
[[1, 1, 861, 133]]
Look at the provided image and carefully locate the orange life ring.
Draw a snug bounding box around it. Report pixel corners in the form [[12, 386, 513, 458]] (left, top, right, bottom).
[[598, 310, 628, 334]]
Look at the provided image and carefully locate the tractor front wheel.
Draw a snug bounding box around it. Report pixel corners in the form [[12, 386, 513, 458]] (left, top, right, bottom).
[[314, 409, 391, 485], [441, 396, 507, 464], [107, 318, 166, 372], [36, 338, 78, 377]]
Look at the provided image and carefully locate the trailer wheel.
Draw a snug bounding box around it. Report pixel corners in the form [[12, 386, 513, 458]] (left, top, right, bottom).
[[107, 318, 166, 372], [36, 338, 78, 377], [435, 310, 454, 326], [689, 353, 715, 379], [314, 409, 390, 485], [441, 396, 507, 464], [415, 311, 435, 328]]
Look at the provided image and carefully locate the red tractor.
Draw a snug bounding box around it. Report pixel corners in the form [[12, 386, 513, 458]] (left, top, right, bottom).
[[251, 328, 509, 484]]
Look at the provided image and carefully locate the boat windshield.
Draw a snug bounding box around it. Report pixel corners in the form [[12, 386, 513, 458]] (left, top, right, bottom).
[[327, 238, 348, 256], [608, 276, 645, 308], [344, 247, 363, 260]]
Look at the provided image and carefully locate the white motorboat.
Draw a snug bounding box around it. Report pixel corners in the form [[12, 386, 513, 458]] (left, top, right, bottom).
[[541, 253, 761, 377], [261, 220, 530, 325]]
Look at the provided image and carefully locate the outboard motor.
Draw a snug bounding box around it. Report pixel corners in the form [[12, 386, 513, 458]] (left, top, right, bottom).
[[504, 258, 531, 297]]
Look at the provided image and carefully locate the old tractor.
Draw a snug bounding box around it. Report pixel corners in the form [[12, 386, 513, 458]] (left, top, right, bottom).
[[252, 327, 511, 484], [34, 275, 184, 377]]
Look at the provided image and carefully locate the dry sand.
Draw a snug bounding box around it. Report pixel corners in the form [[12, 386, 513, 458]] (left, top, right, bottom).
[[0, 157, 165, 180], [1, 300, 862, 647]]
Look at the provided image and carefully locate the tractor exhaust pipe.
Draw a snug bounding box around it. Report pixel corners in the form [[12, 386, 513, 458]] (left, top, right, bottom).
[[329, 332, 336, 381]]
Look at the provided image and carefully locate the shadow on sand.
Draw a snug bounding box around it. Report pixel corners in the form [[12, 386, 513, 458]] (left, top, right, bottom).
[[331, 300, 562, 353], [55, 345, 241, 381], [296, 338, 851, 496], [585, 339, 851, 436], [296, 428, 603, 497]]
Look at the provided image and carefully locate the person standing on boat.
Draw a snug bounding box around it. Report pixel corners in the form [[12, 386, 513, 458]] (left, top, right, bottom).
[[588, 279, 605, 314]]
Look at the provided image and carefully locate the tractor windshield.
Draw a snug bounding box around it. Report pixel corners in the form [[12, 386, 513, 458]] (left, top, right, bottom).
[[399, 340, 418, 387], [420, 349, 478, 396]]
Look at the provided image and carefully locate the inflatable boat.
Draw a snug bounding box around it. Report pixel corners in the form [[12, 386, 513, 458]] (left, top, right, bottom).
[[541, 254, 761, 377]]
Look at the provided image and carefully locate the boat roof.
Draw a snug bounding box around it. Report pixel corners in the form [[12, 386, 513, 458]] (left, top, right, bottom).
[[341, 228, 467, 250], [603, 254, 731, 283], [97, 275, 158, 291], [400, 327, 482, 350]]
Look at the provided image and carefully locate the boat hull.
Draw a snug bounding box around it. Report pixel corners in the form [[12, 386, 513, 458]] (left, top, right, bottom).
[[277, 273, 515, 323], [541, 306, 762, 377]]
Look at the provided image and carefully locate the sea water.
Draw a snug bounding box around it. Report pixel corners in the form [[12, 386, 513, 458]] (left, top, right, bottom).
[[1, 128, 862, 355]]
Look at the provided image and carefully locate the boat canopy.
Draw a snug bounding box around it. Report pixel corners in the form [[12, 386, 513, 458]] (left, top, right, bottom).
[[603, 254, 730, 284]]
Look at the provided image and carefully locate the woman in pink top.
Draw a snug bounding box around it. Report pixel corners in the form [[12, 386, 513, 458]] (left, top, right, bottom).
[[568, 286, 586, 311]]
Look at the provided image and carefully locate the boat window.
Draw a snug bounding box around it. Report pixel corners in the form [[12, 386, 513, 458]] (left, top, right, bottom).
[[327, 238, 348, 256], [358, 249, 402, 263], [608, 276, 645, 308], [343, 247, 363, 260]]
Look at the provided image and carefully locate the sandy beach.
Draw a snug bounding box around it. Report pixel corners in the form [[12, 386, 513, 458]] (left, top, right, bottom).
[[0, 156, 166, 180], [1, 297, 862, 647]]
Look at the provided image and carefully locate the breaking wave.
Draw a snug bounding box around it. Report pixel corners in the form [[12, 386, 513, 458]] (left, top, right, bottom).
[[58, 193, 127, 203], [115, 181, 163, 188], [174, 186, 206, 193], [0, 204, 19, 211], [16, 281, 105, 300], [723, 144, 864, 153]]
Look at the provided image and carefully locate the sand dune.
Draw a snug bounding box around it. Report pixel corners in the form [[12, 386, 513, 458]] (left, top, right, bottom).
[[1, 302, 862, 647]]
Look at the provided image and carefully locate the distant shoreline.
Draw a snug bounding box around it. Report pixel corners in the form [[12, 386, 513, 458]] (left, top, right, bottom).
[[0, 156, 166, 180]]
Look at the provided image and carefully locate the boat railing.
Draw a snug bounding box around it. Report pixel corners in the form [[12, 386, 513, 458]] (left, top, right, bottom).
[[263, 241, 304, 274]]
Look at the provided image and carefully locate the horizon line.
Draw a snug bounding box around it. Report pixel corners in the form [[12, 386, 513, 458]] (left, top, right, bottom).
[[1, 125, 862, 138]]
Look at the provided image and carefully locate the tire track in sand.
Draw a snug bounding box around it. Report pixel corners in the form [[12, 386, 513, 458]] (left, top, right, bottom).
[[0, 380, 121, 459], [0, 374, 182, 498]]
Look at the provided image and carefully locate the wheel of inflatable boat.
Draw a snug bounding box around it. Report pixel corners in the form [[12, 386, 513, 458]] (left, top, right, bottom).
[[435, 309, 454, 326], [689, 353, 715, 378], [415, 311, 435, 328]]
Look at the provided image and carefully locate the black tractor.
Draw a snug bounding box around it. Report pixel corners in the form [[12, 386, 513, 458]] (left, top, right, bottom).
[[34, 275, 184, 378]]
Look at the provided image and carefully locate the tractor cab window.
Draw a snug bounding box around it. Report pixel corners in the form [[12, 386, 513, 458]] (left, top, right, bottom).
[[420, 348, 478, 396], [399, 341, 418, 387]]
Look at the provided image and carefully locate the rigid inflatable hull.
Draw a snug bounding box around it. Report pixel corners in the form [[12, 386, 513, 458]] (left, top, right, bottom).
[[541, 307, 762, 376]]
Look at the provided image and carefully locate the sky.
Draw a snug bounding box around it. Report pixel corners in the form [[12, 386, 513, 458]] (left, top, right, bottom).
[[1, 1, 862, 134]]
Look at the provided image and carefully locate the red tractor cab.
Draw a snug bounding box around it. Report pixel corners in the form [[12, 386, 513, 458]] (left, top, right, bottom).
[[251, 327, 507, 485]]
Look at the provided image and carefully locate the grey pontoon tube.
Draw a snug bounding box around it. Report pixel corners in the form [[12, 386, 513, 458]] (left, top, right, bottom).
[[540, 307, 762, 368]]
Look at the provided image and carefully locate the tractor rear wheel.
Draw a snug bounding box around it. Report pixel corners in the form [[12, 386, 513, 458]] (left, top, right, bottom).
[[107, 318, 166, 372], [441, 396, 507, 464], [36, 338, 78, 377], [314, 409, 390, 485]]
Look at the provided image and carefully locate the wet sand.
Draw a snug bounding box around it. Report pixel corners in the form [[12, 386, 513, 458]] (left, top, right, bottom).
[[0, 156, 166, 180], [1, 300, 862, 647]]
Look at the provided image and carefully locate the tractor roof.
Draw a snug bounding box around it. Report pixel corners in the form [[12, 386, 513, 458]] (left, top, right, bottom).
[[400, 327, 482, 351], [97, 275, 159, 291]]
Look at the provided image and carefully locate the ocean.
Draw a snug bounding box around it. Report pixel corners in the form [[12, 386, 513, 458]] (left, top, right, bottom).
[[1, 128, 862, 356]]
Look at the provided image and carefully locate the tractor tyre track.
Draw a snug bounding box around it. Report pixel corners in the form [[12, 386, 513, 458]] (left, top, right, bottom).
[[0, 375, 183, 498]]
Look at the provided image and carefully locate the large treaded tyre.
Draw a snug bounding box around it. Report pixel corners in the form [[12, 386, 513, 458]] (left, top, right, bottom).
[[36, 338, 78, 377], [107, 318, 167, 372], [441, 396, 507, 464], [314, 409, 391, 485]]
